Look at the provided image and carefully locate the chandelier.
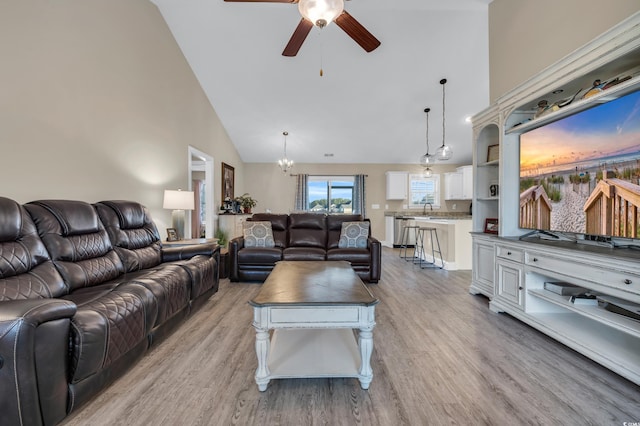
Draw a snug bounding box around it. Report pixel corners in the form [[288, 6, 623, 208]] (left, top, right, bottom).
[[419, 107, 435, 177], [278, 131, 293, 173], [436, 78, 453, 161]]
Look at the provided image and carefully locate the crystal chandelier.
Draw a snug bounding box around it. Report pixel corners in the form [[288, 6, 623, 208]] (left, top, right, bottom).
[[419, 107, 435, 177], [278, 131, 293, 173], [436, 78, 453, 161]]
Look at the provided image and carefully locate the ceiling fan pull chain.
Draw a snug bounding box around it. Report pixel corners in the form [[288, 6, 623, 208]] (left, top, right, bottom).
[[319, 29, 324, 77]]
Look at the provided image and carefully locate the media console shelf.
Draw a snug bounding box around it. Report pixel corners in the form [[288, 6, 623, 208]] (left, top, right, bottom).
[[470, 12, 640, 384], [489, 237, 640, 385]]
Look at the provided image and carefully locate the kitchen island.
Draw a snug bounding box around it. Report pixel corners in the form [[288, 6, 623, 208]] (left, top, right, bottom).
[[385, 213, 472, 270]]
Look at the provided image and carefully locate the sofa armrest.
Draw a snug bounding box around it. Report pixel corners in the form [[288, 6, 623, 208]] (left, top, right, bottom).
[[228, 236, 245, 282], [368, 236, 381, 283], [161, 243, 218, 262], [0, 298, 77, 426]]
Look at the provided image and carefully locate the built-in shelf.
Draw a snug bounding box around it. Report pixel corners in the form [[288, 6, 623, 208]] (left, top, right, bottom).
[[478, 159, 499, 167], [528, 289, 640, 337], [476, 197, 499, 202]]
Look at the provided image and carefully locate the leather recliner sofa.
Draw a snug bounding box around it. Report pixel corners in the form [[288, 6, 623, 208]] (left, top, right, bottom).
[[228, 213, 381, 283], [0, 197, 219, 426]]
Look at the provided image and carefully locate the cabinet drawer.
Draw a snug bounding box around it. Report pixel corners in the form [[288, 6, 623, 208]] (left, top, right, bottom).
[[496, 245, 524, 262], [525, 252, 640, 292]]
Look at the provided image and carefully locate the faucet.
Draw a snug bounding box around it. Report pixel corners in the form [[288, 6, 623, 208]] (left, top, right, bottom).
[[423, 201, 433, 215]]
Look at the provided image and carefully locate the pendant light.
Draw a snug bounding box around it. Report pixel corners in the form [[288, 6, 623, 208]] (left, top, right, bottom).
[[277, 131, 293, 173], [419, 107, 434, 177], [436, 78, 453, 161]]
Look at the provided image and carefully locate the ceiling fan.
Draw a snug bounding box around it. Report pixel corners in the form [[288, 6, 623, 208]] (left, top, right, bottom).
[[224, 0, 381, 57]]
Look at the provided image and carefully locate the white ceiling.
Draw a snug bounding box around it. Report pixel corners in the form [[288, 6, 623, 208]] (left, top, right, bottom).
[[151, 0, 492, 165]]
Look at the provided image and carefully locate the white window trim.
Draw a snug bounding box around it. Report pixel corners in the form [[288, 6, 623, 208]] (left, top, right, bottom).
[[408, 173, 441, 209]]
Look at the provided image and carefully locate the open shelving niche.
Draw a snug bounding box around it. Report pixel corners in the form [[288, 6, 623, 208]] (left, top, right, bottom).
[[470, 12, 640, 384]]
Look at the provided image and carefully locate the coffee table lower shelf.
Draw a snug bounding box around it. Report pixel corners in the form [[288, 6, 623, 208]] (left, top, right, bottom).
[[268, 328, 361, 378]]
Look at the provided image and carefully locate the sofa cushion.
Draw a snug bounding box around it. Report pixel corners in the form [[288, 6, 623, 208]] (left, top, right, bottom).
[[0, 197, 67, 300], [327, 214, 363, 249], [338, 221, 370, 248], [326, 248, 371, 265], [25, 200, 125, 292], [249, 214, 288, 248], [288, 213, 327, 248], [238, 247, 283, 265], [95, 201, 162, 272], [243, 221, 275, 248], [283, 247, 326, 261]]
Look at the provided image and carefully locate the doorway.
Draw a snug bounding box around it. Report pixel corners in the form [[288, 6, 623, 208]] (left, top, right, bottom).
[[188, 146, 214, 238]]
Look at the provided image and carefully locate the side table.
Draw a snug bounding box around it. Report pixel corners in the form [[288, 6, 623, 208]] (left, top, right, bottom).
[[163, 238, 218, 247]]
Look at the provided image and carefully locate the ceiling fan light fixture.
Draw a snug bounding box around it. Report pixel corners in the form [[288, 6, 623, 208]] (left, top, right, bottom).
[[278, 131, 293, 173], [298, 0, 344, 28], [436, 78, 454, 161]]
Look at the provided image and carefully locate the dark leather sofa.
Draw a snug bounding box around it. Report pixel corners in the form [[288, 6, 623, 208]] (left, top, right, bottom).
[[229, 213, 381, 283], [0, 197, 219, 426]]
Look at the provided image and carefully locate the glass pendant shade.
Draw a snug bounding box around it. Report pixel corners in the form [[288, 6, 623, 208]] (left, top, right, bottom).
[[298, 0, 344, 28], [423, 167, 433, 178], [419, 107, 435, 167], [278, 131, 293, 173], [436, 144, 453, 161], [436, 78, 453, 161]]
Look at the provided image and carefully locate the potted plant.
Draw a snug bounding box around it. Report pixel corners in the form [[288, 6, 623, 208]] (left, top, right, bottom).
[[235, 193, 257, 214]]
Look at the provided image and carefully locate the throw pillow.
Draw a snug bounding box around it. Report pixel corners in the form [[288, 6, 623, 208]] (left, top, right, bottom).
[[243, 221, 275, 248], [338, 221, 369, 248]]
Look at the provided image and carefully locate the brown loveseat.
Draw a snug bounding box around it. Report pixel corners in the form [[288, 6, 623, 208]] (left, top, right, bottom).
[[228, 213, 381, 283], [0, 197, 219, 426]]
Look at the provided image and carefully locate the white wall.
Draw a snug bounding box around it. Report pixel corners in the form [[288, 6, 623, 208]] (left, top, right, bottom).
[[488, 0, 640, 102], [0, 0, 244, 231]]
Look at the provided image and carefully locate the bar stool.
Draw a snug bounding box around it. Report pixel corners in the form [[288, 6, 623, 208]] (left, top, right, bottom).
[[399, 224, 420, 262], [415, 227, 444, 269]]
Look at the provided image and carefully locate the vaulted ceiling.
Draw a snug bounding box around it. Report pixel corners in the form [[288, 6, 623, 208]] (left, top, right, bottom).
[[151, 0, 492, 165]]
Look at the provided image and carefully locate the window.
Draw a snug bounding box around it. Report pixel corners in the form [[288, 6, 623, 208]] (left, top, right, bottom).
[[409, 174, 440, 209], [308, 176, 354, 213]]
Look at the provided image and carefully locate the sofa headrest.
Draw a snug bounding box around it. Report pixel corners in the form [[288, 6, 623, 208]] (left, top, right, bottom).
[[98, 200, 146, 229], [289, 213, 326, 230], [249, 213, 288, 231], [27, 200, 100, 236], [327, 214, 364, 231], [0, 197, 22, 242]]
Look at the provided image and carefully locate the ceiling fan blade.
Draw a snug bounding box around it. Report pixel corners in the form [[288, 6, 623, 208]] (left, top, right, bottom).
[[282, 18, 313, 57], [224, 0, 297, 3], [334, 10, 381, 52]]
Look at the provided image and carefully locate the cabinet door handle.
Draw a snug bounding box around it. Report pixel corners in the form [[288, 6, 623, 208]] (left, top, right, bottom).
[[507, 251, 512, 255], [624, 279, 632, 285], [518, 286, 523, 290], [532, 258, 538, 262]]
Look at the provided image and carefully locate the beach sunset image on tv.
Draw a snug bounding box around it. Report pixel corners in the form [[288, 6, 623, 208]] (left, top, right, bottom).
[[519, 88, 640, 238]]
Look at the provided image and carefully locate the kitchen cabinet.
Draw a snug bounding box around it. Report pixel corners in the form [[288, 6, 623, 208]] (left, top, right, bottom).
[[385, 171, 408, 200], [443, 166, 472, 200]]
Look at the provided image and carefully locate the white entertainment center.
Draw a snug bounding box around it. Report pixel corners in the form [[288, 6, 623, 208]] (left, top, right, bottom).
[[469, 13, 640, 385]]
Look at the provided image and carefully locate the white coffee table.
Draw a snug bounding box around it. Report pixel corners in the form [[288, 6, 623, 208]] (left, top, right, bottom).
[[249, 261, 379, 391]]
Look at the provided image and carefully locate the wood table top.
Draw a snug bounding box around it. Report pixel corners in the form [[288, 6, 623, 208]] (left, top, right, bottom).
[[249, 261, 379, 307]]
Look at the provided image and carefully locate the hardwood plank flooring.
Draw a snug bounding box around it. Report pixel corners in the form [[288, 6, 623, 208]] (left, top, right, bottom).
[[62, 248, 640, 425]]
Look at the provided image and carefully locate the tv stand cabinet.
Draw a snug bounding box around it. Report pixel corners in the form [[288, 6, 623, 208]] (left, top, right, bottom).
[[489, 238, 640, 385]]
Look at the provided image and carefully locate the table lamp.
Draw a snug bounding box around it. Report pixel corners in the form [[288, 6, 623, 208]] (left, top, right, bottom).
[[163, 189, 195, 240]]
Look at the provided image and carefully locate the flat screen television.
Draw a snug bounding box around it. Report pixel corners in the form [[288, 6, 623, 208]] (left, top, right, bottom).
[[519, 87, 640, 242]]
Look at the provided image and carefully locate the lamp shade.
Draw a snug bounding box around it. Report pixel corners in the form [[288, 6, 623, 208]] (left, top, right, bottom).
[[163, 190, 195, 210], [298, 0, 344, 27]]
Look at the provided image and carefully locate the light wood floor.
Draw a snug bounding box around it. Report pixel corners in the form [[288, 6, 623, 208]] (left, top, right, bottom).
[[63, 248, 640, 426]]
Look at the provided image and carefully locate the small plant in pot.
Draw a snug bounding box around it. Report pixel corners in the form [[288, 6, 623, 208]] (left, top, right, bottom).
[[235, 193, 257, 214]]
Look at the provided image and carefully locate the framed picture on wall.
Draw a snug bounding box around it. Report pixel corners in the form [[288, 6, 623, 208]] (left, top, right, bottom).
[[486, 144, 499, 163], [222, 162, 234, 205]]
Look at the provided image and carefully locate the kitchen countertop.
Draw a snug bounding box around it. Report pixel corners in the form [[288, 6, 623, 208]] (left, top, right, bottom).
[[385, 211, 472, 220]]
